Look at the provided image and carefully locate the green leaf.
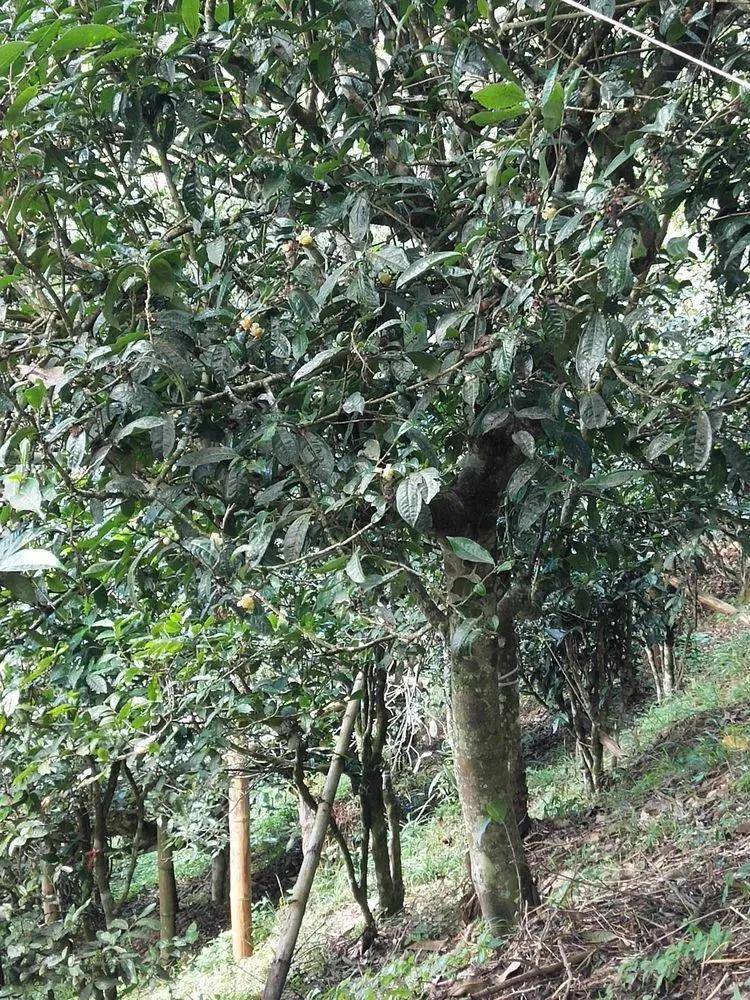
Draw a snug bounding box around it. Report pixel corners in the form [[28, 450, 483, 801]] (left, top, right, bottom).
[[542, 81, 564, 133], [292, 348, 340, 384], [0, 548, 62, 574], [512, 430, 535, 458], [396, 476, 423, 526], [645, 432, 676, 462], [52, 24, 122, 57], [177, 446, 237, 468], [283, 513, 311, 562], [345, 551, 367, 583], [472, 81, 526, 110], [0, 41, 27, 73], [470, 107, 527, 126], [446, 536, 494, 565], [579, 391, 610, 429], [2, 474, 43, 515], [518, 493, 549, 532], [605, 228, 634, 295], [683, 410, 713, 470], [182, 166, 204, 220], [181, 0, 202, 36], [395, 252, 462, 289], [113, 416, 165, 443], [585, 470, 645, 489], [575, 314, 609, 386]]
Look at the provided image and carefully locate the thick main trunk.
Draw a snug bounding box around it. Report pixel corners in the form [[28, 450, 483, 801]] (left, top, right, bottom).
[[450, 605, 535, 929]]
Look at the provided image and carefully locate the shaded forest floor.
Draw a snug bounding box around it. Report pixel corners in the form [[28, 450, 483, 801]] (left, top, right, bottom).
[[139, 622, 750, 1000]]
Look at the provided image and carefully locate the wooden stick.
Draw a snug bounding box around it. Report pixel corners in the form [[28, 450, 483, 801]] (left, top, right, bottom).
[[261, 671, 365, 1000], [228, 755, 253, 960]]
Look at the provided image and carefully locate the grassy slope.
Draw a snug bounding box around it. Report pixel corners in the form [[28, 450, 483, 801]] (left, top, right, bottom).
[[141, 629, 750, 1000]]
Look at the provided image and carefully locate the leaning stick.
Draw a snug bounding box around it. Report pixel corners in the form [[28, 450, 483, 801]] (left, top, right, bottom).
[[261, 671, 365, 1000]]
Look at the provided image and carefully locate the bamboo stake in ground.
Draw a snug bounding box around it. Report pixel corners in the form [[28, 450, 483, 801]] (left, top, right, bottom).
[[261, 671, 365, 1000], [156, 817, 177, 942], [229, 754, 253, 960]]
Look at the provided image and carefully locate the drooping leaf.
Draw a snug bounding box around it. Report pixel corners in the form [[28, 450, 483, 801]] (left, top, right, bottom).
[[181, 0, 202, 36], [396, 476, 423, 526], [283, 514, 311, 562], [575, 314, 609, 386], [605, 228, 635, 295], [585, 470, 645, 489], [683, 410, 713, 470], [182, 166, 204, 220], [2, 474, 43, 516], [345, 551, 367, 583], [518, 493, 549, 532], [645, 432, 676, 462], [579, 391, 610, 429], [0, 41, 27, 73], [542, 81, 564, 132]]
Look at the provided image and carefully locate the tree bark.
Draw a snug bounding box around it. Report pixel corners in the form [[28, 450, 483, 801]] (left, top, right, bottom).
[[448, 575, 536, 929], [211, 845, 228, 905], [228, 755, 253, 961], [383, 770, 405, 912], [262, 672, 364, 1000], [297, 792, 315, 856], [41, 863, 60, 923], [156, 817, 177, 942]]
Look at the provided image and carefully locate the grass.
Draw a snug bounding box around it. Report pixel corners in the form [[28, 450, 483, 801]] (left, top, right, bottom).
[[139, 628, 750, 1000]]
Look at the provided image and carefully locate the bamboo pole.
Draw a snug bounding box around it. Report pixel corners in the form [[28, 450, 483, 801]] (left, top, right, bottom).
[[261, 671, 365, 1000], [156, 817, 177, 942], [229, 755, 253, 960]]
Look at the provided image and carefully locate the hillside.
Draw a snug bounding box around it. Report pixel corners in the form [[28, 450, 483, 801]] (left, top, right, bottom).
[[125, 625, 750, 1000]]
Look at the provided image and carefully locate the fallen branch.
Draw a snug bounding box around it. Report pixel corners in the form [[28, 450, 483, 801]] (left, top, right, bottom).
[[471, 950, 594, 998], [666, 576, 750, 625]]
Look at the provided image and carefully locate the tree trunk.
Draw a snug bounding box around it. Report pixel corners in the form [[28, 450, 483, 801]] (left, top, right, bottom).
[[211, 845, 228, 905], [383, 770, 405, 912], [157, 818, 177, 942], [262, 672, 364, 1000], [90, 764, 118, 929], [41, 863, 60, 923], [449, 581, 535, 929], [228, 755, 253, 961]]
